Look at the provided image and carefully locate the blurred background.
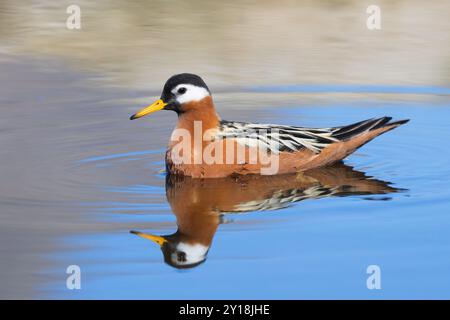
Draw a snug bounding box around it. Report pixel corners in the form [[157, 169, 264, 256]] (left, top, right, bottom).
[[0, 0, 449, 299], [1, 0, 449, 88]]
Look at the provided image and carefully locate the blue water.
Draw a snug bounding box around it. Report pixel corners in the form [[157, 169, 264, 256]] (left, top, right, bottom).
[[44, 99, 450, 299]]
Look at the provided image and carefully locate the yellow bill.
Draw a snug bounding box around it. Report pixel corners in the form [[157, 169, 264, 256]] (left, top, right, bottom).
[[130, 99, 167, 120], [130, 230, 167, 246]]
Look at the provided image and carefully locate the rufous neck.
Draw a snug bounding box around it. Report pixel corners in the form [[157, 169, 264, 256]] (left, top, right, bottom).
[[176, 96, 220, 132]]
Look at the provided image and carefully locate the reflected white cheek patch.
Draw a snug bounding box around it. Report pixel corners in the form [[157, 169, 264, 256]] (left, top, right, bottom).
[[171, 242, 209, 265]]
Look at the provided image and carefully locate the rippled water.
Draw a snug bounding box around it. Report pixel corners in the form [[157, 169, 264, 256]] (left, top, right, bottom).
[[1, 1, 450, 299]]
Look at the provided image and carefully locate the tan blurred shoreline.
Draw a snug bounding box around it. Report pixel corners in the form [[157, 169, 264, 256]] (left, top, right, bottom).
[[0, 0, 449, 91]]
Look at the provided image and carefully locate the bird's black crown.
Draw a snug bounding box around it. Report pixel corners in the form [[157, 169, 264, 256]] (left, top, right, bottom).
[[161, 73, 210, 99]]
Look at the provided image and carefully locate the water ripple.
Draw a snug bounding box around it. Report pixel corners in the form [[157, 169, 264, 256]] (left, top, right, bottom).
[[78, 149, 165, 164]]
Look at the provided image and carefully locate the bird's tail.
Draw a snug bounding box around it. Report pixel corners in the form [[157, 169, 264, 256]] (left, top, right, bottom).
[[331, 117, 409, 142], [324, 117, 409, 160]]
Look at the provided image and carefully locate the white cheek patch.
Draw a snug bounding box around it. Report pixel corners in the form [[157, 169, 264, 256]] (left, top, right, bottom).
[[172, 84, 210, 104], [171, 242, 209, 265]]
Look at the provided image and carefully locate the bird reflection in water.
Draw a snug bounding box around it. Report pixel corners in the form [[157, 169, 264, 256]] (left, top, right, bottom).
[[131, 162, 402, 269]]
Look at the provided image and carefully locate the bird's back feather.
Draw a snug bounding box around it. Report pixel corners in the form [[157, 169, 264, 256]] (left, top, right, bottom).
[[217, 117, 409, 154]]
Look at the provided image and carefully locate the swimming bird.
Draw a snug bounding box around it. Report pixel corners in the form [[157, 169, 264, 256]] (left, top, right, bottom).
[[130, 73, 408, 178], [131, 163, 401, 269]]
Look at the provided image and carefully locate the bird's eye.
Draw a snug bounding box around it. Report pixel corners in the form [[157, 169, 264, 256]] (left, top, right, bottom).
[[177, 87, 187, 94], [177, 251, 187, 262]]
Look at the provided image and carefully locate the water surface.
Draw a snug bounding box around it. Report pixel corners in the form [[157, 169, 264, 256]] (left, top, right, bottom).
[[0, 1, 449, 299]]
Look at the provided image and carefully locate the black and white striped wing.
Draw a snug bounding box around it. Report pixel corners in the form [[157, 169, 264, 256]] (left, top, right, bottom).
[[218, 120, 338, 153], [231, 185, 339, 212], [218, 117, 400, 154]]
